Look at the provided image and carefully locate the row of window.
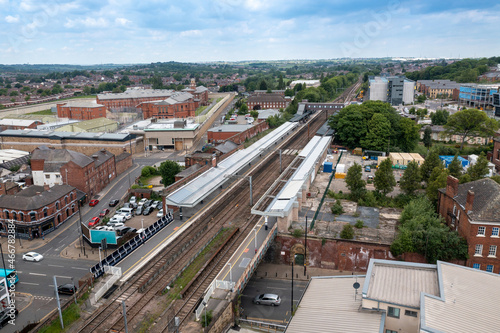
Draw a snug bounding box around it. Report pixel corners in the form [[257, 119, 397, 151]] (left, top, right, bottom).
[[387, 306, 418, 319], [3, 194, 74, 221], [475, 244, 497, 257], [477, 226, 499, 237], [473, 263, 495, 272]]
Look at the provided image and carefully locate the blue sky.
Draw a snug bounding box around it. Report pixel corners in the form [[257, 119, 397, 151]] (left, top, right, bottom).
[[0, 0, 498, 65]]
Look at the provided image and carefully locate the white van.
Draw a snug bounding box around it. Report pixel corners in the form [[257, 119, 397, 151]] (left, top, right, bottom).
[[117, 208, 134, 215]]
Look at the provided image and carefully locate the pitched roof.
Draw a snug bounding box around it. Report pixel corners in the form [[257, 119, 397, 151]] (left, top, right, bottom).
[[214, 141, 238, 154], [440, 178, 500, 222], [248, 93, 287, 103], [0, 184, 75, 210], [31, 147, 94, 172]]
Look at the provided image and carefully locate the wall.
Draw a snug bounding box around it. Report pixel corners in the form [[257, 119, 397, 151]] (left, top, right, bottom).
[[224, 121, 269, 145], [207, 300, 233, 333], [362, 299, 420, 333], [115, 153, 132, 175]]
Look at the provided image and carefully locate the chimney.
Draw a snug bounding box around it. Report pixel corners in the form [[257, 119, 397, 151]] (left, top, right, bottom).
[[465, 190, 475, 214], [446, 175, 459, 197], [92, 155, 98, 160], [43, 184, 50, 191]]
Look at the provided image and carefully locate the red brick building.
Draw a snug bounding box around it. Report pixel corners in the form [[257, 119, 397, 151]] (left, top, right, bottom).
[[438, 176, 500, 273], [31, 147, 116, 199], [0, 184, 78, 239], [0, 119, 42, 131], [182, 79, 209, 105], [56, 101, 107, 120], [137, 92, 197, 119], [207, 121, 269, 144], [247, 93, 289, 110], [492, 137, 500, 172]]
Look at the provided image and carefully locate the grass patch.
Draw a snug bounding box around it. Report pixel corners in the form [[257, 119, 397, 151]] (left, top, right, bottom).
[[195, 105, 208, 116], [243, 128, 274, 148], [28, 109, 53, 115], [38, 303, 80, 333]]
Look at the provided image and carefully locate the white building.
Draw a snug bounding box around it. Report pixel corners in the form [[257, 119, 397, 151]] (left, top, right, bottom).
[[368, 76, 415, 105]]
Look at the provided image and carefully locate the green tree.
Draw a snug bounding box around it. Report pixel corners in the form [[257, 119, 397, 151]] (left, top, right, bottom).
[[420, 150, 442, 183], [443, 108, 499, 149], [328, 109, 367, 149], [238, 103, 248, 115], [259, 80, 268, 91], [466, 152, 489, 181], [158, 160, 182, 187], [399, 161, 421, 196], [277, 74, 285, 90], [417, 94, 426, 103], [447, 154, 463, 178], [423, 126, 432, 150], [374, 158, 396, 196], [250, 110, 259, 119], [151, 76, 163, 89], [426, 167, 448, 204], [398, 117, 420, 152], [360, 113, 391, 151], [345, 163, 366, 201], [430, 109, 449, 125]]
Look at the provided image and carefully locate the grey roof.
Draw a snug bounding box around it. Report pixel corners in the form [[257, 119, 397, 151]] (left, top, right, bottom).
[[154, 92, 194, 105], [208, 124, 253, 133], [92, 150, 114, 167], [248, 93, 287, 103], [32, 147, 93, 171], [439, 178, 500, 222], [0, 184, 75, 210], [286, 276, 383, 333], [115, 152, 131, 162], [0, 129, 135, 142], [214, 141, 238, 154], [58, 100, 104, 108], [97, 89, 175, 100], [176, 164, 201, 178]]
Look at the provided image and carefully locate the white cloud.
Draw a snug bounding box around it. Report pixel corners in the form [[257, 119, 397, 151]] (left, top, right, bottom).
[[5, 15, 19, 23], [115, 17, 131, 26], [244, 0, 270, 11], [65, 17, 108, 28], [179, 30, 202, 37], [19, 0, 36, 12]]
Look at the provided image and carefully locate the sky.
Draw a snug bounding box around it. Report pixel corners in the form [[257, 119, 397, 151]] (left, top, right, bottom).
[[0, 0, 499, 65]]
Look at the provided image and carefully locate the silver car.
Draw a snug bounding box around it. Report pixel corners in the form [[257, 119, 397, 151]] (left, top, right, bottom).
[[253, 294, 281, 306]]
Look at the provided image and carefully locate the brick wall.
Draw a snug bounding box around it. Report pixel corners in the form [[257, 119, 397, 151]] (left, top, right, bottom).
[[115, 153, 132, 175]]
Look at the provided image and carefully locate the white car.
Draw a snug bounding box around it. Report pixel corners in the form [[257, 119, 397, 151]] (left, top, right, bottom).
[[157, 209, 164, 218], [129, 196, 137, 204], [111, 223, 125, 229], [23, 252, 44, 262], [97, 226, 114, 231], [138, 198, 148, 206], [118, 213, 132, 220], [109, 215, 125, 224]]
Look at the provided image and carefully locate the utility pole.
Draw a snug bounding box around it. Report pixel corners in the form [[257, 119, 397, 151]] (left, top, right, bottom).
[[291, 259, 294, 315], [53, 276, 64, 329], [304, 217, 307, 276], [279, 149, 282, 173], [122, 301, 129, 333]]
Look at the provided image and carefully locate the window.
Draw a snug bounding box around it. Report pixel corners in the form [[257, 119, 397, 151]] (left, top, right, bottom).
[[478, 226, 486, 236], [487, 265, 494, 272], [12, 212, 17, 220], [492, 227, 499, 237], [30, 212, 36, 221], [388, 306, 400, 318], [45, 174, 50, 179], [43, 208, 48, 218], [473, 263, 480, 269], [4, 211, 9, 219], [405, 310, 418, 317], [489, 245, 497, 257], [56, 202, 59, 210], [474, 244, 483, 256]]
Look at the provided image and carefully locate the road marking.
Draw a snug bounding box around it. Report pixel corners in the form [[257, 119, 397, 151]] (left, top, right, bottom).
[[71, 267, 88, 271], [58, 235, 68, 243], [55, 275, 72, 279], [48, 264, 64, 268], [29, 273, 46, 276], [243, 248, 249, 253], [20, 282, 39, 286]]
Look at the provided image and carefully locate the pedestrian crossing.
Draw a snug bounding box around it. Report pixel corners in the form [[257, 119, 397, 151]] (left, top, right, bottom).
[[34, 296, 54, 301]]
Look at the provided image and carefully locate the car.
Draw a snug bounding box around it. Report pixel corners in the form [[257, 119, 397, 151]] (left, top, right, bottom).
[[107, 219, 125, 227], [118, 213, 132, 220], [58, 284, 77, 295], [135, 206, 144, 215], [152, 201, 161, 209], [365, 166, 371, 172], [367, 175, 374, 181], [88, 217, 100, 227], [0, 308, 18, 328], [99, 208, 110, 217], [138, 198, 148, 206], [111, 223, 125, 229], [89, 199, 99, 207], [22, 252, 44, 262], [125, 202, 138, 209], [109, 199, 120, 207], [144, 200, 154, 208], [129, 196, 137, 204], [109, 215, 126, 223], [253, 294, 281, 306], [143, 206, 154, 216], [157, 209, 164, 218], [97, 226, 114, 231]]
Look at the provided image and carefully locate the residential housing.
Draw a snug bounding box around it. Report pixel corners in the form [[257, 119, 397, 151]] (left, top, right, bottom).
[[417, 79, 461, 100]]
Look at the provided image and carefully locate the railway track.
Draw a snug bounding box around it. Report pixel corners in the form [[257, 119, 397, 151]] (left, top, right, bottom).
[[77, 81, 360, 333]]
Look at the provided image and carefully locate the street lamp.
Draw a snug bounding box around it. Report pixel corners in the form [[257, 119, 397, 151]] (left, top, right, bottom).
[[253, 229, 257, 250], [227, 263, 232, 284], [141, 218, 144, 230]]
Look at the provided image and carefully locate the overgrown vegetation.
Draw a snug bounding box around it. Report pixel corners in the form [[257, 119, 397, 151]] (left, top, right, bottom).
[[340, 224, 355, 239]]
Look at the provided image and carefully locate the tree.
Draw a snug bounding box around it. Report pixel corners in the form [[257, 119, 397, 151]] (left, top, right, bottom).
[[466, 152, 489, 181], [277, 74, 285, 90], [426, 167, 448, 204], [238, 103, 248, 115], [420, 150, 442, 183], [374, 158, 396, 196], [417, 94, 426, 103], [423, 126, 432, 150], [328, 109, 367, 149], [398, 117, 420, 152], [250, 110, 259, 119], [430, 109, 449, 125], [345, 163, 366, 201], [447, 154, 463, 178], [399, 161, 421, 196], [443, 108, 499, 149], [259, 80, 268, 91], [158, 160, 182, 187], [360, 113, 392, 151], [151, 76, 163, 90]]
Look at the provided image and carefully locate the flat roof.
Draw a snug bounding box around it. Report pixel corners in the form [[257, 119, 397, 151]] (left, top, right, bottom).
[[285, 276, 384, 333], [165, 122, 298, 207], [208, 124, 253, 133], [0, 129, 135, 141]]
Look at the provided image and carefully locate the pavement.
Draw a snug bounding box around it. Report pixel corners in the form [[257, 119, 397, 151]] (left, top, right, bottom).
[[253, 263, 356, 281]]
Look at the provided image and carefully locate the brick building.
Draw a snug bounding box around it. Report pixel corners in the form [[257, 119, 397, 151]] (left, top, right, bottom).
[[182, 79, 209, 105], [0, 119, 42, 131], [247, 93, 289, 110], [438, 176, 500, 273], [0, 184, 78, 239], [137, 92, 197, 119], [31, 147, 116, 198], [207, 121, 269, 144], [492, 137, 500, 172], [56, 100, 107, 120]]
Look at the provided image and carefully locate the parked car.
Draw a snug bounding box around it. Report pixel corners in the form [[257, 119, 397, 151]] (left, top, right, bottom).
[[88, 217, 100, 227], [129, 196, 137, 204], [135, 206, 144, 215], [57, 284, 77, 295], [129, 202, 138, 209], [144, 200, 154, 208], [99, 208, 110, 217], [97, 226, 114, 231], [253, 294, 281, 306], [111, 223, 125, 229], [22, 252, 44, 262], [138, 198, 148, 206], [107, 219, 125, 227], [152, 201, 161, 209], [365, 166, 371, 172], [89, 199, 99, 207], [109, 199, 119, 207], [157, 209, 164, 218], [143, 206, 154, 216], [0, 308, 18, 328], [109, 215, 126, 223], [115, 226, 136, 236], [118, 213, 132, 220]]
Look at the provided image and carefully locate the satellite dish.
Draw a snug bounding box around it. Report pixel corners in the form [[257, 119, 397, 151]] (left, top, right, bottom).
[[353, 282, 360, 290]]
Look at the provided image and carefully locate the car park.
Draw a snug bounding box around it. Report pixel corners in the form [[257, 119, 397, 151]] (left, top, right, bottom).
[[138, 198, 148, 206], [143, 206, 154, 216], [109, 199, 119, 207], [135, 206, 144, 215], [253, 294, 281, 306], [111, 223, 125, 229], [152, 201, 161, 209], [118, 212, 132, 220], [22, 252, 44, 262], [117, 207, 134, 215], [144, 200, 154, 208], [99, 208, 110, 217], [129, 196, 136, 204], [89, 199, 99, 207], [57, 284, 77, 295], [157, 209, 164, 218], [109, 215, 126, 223]]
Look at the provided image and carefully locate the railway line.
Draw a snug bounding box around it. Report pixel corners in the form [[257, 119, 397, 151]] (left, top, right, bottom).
[[76, 80, 360, 333]]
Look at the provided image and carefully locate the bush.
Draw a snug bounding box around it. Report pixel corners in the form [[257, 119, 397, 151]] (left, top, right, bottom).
[[358, 191, 377, 207], [331, 200, 344, 215], [355, 220, 364, 228], [292, 229, 303, 238], [141, 166, 157, 177], [340, 224, 355, 239], [201, 310, 213, 327]]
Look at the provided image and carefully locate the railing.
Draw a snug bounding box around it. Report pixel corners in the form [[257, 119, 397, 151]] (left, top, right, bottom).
[[89, 211, 174, 279], [239, 319, 287, 332], [92, 266, 122, 305]]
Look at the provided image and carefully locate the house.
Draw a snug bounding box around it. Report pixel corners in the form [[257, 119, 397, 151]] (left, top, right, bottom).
[[438, 176, 500, 273], [247, 93, 289, 110], [0, 184, 78, 239]]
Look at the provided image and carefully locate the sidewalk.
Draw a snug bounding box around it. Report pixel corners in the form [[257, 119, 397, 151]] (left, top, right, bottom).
[[254, 263, 356, 281]]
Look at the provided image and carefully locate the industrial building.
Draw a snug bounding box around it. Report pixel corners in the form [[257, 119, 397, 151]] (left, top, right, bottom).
[[367, 76, 415, 105], [459, 83, 500, 111]]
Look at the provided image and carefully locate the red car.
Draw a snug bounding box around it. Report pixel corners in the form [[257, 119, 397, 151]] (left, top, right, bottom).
[[89, 199, 99, 207], [88, 217, 100, 227], [99, 208, 110, 217]]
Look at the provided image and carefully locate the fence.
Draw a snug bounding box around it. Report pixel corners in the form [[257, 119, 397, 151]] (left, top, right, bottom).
[[92, 266, 122, 305], [89, 211, 174, 279], [239, 319, 287, 332]]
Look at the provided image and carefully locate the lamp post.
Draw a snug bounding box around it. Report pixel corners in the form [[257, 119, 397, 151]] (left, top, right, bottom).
[[227, 263, 232, 284]]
